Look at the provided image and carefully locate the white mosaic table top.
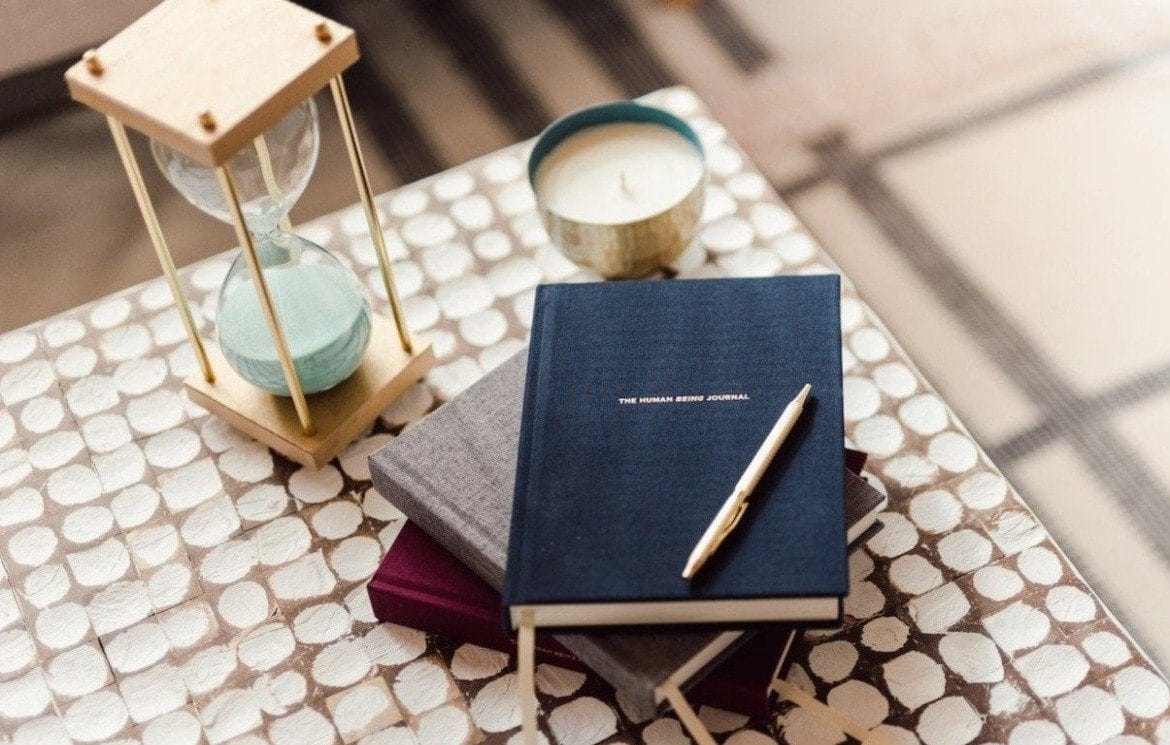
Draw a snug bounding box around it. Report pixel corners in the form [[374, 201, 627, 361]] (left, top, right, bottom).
[[0, 87, 1166, 745]]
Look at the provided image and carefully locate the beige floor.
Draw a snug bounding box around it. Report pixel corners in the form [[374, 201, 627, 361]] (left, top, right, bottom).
[[2, 0, 1169, 671]]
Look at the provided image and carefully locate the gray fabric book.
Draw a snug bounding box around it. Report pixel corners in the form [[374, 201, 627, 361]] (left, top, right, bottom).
[[369, 352, 881, 719]]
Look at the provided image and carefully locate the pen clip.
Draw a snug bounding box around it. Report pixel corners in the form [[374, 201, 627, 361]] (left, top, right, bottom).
[[714, 500, 749, 544], [684, 497, 750, 579]]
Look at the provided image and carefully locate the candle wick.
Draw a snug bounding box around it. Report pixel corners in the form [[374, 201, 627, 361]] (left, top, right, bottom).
[[619, 171, 632, 197]]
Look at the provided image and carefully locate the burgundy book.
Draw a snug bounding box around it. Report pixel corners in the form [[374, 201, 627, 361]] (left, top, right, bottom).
[[368, 449, 876, 719], [369, 519, 584, 671]]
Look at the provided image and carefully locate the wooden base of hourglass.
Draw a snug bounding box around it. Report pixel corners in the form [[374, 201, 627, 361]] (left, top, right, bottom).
[[185, 314, 433, 469]]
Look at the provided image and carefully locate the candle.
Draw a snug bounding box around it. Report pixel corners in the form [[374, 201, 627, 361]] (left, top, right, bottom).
[[534, 122, 704, 225], [528, 102, 706, 278]]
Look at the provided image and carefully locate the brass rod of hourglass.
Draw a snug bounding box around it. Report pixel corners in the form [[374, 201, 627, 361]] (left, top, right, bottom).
[[253, 134, 294, 234], [105, 116, 215, 384], [328, 76, 413, 354], [216, 164, 316, 436]]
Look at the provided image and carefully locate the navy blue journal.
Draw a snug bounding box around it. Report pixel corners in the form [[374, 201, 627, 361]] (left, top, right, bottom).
[[503, 276, 847, 629]]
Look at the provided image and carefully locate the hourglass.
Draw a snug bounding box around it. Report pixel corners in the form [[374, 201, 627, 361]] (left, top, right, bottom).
[[150, 98, 378, 398], [65, 0, 434, 468]]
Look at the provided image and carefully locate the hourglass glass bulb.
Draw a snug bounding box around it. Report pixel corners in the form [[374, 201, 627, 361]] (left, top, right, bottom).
[[151, 98, 372, 397], [215, 233, 373, 396], [150, 99, 320, 235]]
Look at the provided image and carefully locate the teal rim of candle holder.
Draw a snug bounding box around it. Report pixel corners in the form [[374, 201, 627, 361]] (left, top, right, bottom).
[[526, 101, 706, 186]]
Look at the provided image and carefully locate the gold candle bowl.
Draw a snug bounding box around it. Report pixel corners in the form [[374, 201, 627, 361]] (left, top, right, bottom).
[[528, 102, 707, 279]]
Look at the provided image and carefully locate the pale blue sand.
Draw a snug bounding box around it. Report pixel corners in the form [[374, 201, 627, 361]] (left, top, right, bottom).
[[217, 239, 371, 396]]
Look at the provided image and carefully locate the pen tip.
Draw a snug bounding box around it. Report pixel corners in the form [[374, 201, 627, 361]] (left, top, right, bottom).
[[796, 382, 812, 404]]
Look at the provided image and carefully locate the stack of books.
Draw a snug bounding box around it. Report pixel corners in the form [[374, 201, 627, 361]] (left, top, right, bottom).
[[367, 276, 885, 732]]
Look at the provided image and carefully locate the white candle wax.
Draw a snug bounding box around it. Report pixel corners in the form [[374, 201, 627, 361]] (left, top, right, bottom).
[[533, 122, 704, 225]]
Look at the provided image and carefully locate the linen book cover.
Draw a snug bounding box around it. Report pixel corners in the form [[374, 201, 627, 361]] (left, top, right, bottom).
[[503, 276, 846, 628]]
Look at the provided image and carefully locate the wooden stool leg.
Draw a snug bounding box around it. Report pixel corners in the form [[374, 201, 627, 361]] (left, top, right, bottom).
[[658, 681, 716, 745], [517, 610, 539, 745]]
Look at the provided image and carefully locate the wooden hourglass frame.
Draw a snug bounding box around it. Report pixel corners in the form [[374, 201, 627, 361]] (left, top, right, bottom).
[[65, 0, 434, 468]]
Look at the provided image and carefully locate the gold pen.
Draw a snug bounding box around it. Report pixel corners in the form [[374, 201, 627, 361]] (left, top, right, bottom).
[[682, 383, 812, 579]]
